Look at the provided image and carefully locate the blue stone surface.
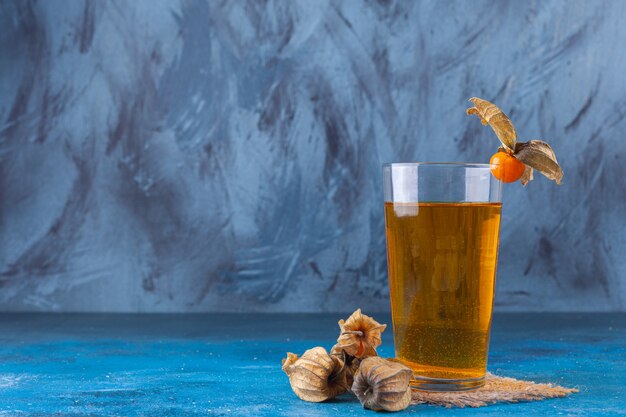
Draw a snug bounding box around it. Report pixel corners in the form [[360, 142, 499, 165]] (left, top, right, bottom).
[[0, 1, 625, 313], [0, 313, 623, 416]]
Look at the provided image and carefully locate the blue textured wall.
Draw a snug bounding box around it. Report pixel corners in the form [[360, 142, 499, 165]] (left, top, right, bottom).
[[0, 1, 624, 312]]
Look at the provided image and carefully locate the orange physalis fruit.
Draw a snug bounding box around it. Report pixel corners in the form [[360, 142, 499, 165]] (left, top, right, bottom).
[[489, 151, 526, 183]]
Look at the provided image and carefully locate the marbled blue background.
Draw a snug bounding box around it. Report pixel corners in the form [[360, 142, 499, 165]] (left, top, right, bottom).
[[0, 0, 624, 312]]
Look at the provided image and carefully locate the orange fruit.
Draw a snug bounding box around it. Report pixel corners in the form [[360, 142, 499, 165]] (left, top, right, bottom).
[[490, 151, 525, 183]]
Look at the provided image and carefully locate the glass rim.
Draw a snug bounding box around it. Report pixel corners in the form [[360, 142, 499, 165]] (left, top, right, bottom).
[[383, 162, 491, 169]]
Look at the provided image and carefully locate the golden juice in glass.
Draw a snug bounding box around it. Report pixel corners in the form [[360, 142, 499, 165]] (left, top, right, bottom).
[[384, 201, 501, 388]]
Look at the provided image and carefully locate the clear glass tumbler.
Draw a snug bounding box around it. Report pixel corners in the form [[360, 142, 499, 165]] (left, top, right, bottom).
[[383, 163, 503, 391]]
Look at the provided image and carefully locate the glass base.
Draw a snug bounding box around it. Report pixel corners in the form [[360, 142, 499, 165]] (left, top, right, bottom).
[[410, 375, 485, 392]]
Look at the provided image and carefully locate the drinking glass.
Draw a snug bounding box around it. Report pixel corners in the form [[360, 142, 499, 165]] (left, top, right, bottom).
[[383, 163, 503, 391]]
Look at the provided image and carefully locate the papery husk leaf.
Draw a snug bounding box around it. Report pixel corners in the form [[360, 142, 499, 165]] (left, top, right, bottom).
[[335, 309, 387, 359], [466, 97, 517, 151], [330, 346, 362, 390], [352, 356, 412, 412], [282, 352, 299, 373], [282, 347, 348, 402], [514, 140, 563, 184]]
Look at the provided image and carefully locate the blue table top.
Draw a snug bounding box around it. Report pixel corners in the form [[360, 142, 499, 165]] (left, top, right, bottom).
[[0, 313, 624, 416]]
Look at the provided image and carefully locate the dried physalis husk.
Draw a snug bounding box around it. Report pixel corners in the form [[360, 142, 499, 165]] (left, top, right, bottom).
[[514, 140, 564, 185], [469, 98, 564, 186], [466, 97, 517, 152], [334, 309, 386, 359], [330, 347, 361, 390], [352, 356, 413, 412], [282, 347, 348, 402]]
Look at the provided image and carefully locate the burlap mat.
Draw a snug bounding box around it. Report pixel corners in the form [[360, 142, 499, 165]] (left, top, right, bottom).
[[411, 372, 578, 408]]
